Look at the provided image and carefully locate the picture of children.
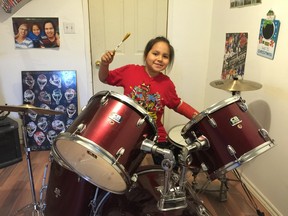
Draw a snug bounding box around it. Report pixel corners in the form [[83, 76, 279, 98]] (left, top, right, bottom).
[[27, 23, 44, 48]]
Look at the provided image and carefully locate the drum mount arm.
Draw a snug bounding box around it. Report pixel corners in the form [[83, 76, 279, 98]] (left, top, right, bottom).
[[140, 138, 175, 162], [183, 132, 210, 157]]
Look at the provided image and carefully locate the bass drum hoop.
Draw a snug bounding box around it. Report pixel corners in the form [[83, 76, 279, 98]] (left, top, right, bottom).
[[54, 132, 129, 194]]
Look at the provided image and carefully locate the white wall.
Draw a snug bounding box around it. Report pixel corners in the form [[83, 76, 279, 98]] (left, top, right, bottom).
[[164, 0, 213, 130], [0, 0, 93, 122], [0, 0, 286, 215], [205, 0, 287, 215]]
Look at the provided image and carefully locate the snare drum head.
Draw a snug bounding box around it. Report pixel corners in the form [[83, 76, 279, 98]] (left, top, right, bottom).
[[168, 125, 187, 148]]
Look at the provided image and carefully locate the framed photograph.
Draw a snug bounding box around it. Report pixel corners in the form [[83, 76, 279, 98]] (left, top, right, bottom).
[[12, 17, 60, 49], [22, 70, 78, 151]]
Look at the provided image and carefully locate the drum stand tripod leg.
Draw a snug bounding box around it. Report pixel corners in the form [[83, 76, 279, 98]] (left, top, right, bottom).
[[218, 174, 228, 202], [89, 187, 111, 216], [193, 172, 229, 202], [14, 115, 44, 216], [232, 169, 265, 216]]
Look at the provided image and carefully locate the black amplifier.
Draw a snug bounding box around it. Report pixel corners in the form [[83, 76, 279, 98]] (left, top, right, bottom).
[[0, 117, 22, 168]]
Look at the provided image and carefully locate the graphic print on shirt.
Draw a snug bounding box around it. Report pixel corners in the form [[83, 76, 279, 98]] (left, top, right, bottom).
[[129, 82, 162, 121]]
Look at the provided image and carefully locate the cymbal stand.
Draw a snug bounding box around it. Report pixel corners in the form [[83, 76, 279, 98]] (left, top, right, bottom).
[[14, 111, 43, 216]]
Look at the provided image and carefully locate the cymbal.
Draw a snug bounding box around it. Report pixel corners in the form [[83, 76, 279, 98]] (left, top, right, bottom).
[[0, 104, 64, 115], [210, 79, 262, 92]]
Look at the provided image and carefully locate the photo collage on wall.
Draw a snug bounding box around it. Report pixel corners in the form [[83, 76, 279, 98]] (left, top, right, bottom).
[[22, 70, 78, 151]]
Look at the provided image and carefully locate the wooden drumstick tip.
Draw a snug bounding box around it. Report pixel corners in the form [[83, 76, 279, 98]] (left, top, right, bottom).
[[122, 32, 131, 42], [114, 33, 131, 52]]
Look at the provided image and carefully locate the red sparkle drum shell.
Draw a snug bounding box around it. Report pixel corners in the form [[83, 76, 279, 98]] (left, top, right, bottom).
[[181, 96, 275, 180], [54, 91, 157, 194], [44, 146, 96, 216]]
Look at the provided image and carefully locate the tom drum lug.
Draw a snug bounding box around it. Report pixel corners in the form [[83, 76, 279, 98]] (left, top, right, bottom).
[[259, 128, 274, 142], [73, 123, 86, 134], [227, 145, 238, 160], [113, 147, 125, 165], [100, 91, 111, 105], [238, 98, 248, 112], [207, 114, 217, 128], [136, 115, 147, 127]]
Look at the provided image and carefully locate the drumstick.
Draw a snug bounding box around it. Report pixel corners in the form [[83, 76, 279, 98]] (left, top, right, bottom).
[[114, 33, 131, 52]]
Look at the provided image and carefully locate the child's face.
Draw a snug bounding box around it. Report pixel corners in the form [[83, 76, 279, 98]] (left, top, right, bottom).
[[32, 25, 41, 36]]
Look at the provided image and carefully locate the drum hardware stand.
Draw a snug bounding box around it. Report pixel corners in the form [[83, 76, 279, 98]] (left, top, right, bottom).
[[184, 180, 213, 216], [140, 139, 188, 211], [191, 169, 234, 202], [89, 187, 111, 216], [180, 134, 230, 202], [14, 112, 44, 216], [232, 169, 265, 216], [39, 163, 49, 211]]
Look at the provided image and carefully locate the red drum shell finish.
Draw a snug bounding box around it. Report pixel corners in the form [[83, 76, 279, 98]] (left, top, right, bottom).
[[54, 91, 156, 194], [182, 96, 274, 180], [44, 146, 96, 216]]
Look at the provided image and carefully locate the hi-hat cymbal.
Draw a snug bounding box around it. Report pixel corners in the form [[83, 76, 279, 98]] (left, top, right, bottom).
[[0, 104, 64, 115], [210, 79, 262, 92]]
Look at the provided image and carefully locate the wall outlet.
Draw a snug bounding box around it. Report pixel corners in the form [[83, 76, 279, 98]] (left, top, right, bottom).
[[63, 22, 75, 34]]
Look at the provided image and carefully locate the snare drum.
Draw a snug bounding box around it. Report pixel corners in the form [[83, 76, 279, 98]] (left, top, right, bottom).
[[44, 146, 96, 216], [54, 91, 157, 194], [168, 125, 187, 149], [168, 125, 202, 168], [181, 96, 275, 180]]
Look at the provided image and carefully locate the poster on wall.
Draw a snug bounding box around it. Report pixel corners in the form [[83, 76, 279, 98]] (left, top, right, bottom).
[[12, 17, 60, 49], [230, 0, 261, 8], [221, 32, 248, 79], [22, 70, 78, 151], [1, 0, 30, 13], [257, 10, 280, 60]]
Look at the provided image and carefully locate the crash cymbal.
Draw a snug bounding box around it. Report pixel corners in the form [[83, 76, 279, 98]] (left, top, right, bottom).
[[0, 104, 64, 115], [210, 79, 262, 92]]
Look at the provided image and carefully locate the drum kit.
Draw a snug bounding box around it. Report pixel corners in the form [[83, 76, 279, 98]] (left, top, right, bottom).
[[0, 77, 275, 216]]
